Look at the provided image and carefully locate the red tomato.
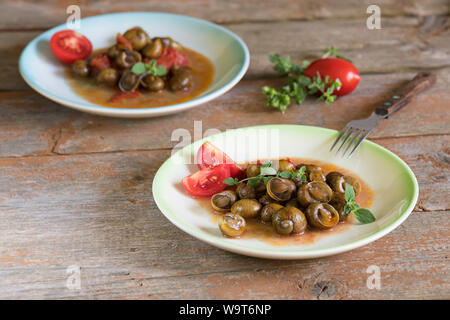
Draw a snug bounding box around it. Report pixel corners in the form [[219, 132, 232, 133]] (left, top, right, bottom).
[[304, 58, 360, 96], [156, 47, 189, 70], [197, 142, 245, 179], [182, 165, 231, 197], [49, 30, 92, 64], [109, 91, 142, 103], [116, 33, 133, 51], [89, 53, 111, 71]]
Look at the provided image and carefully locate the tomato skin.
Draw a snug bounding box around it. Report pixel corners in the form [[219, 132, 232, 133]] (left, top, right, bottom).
[[304, 58, 360, 96], [89, 53, 111, 71], [49, 30, 92, 64], [197, 142, 245, 179], [182, 165, 231, 197], [109, 91, 142, 103], [156, 47, 189, 70], [116, 33, 133, 51]]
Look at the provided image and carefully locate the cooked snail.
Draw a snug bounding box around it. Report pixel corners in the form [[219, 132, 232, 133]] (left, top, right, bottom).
[[297, 181, 333, 207], [306, 203, 339, 229], [245, 164, 260, 178], [118, 70, 142, 92], [218, 213, 246, 237], [266, 177, 296, 201], [231, 199, 262, 219], [123, 26, 150, 51], [261, 203, 284, 223], [272, 206, 307, 235], [211, 190, 237, 212], [236, 182, 256, 199]]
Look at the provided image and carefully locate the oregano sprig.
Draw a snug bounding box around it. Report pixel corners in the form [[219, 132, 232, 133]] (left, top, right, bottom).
[[223, 163, 307, 187], [131, 60, 167, 77], [344, 183, 376, 224], [262, 46, 351, 112]]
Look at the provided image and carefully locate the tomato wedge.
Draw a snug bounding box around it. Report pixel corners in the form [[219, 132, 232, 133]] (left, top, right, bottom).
[[197, 142, 244, 179], [89, 53, 111, 71], [50, 30, 92, 64], [116, 33, 133, 51], [156, 47, 189, 70], [182, 165, 231, 197]]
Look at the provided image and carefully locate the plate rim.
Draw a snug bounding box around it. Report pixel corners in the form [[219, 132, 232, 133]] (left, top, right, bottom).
[[18, 11, 250, 117], [152, 124, 419, 259]]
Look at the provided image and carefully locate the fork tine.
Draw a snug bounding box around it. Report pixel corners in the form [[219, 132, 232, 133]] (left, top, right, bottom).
[[336, 127, 354, 154], [342, 129, 362, 157], [348, 130, 370, 158], [330, 126, 350, 152]]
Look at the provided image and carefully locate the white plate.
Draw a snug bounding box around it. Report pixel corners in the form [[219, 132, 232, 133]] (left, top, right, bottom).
[[153, 125, 418, 259], [19, 12, 249, 118]]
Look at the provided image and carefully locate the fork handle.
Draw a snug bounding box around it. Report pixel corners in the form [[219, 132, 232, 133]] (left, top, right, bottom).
[[375, 72, 437, 118]]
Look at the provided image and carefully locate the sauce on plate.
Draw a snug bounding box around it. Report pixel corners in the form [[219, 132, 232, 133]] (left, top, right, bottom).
[[65, 47, 215, 109], [198, 158, 374, 246]]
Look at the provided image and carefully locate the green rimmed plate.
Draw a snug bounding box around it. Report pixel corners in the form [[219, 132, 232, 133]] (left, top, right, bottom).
[[153, 125, 418, 259]]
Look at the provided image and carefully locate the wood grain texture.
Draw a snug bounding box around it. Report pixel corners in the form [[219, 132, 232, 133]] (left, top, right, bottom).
[[1, 69, 448, 157], [4, 16, 450, 91], [0, 149, 448, 299], [1, 0, 448, 30], [1, 1, 449, 300]]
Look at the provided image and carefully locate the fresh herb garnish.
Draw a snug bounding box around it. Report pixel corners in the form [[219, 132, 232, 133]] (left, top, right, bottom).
[[223, 177, 240, 186], [131, 60, 167, 77], [322, 46, 352, 62], [223, 163, 307, 187], [344, 183, 376, 224], [262, 46, 350, 112]]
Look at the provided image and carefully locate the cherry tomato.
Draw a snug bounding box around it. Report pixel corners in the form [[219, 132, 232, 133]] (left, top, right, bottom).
[[89, 53, 111, 71], [182, 165, 231, 197], [156, 47, 189, 70], [304, 58, 361, 96], [116, 33, 133, 51], [49, 30, 92, 64], [197, 142, 245, 179]]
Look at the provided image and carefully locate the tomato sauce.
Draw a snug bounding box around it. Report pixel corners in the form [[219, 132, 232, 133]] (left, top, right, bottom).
[[199, 158, 374, 246], [65, 46, 215, 109]]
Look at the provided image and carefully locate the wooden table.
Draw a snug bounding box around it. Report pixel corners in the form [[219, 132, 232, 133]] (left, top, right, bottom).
[[0, 0, 449, 299]]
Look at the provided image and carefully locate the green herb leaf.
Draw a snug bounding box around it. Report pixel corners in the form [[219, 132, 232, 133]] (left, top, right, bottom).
[[155, 65, 168, 76], [260, 166, 277, 176], [322, 46, 340, 59], [269, 54, 294, 74], [291, 165, 307, 182], [278, 171, 292, 179], [223, 177, 239, 186], [345, 183, 355, 202], [262, 176, 272, 185], [145, 60, 168, 77], [353, 208, 376, 224], [262, 86, 290, 112], [248, 176, 262, 188], [260, 161, 272, 168], [131, 62, 146, 75]]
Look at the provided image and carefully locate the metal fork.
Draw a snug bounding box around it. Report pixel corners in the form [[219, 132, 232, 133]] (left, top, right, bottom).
[[330, 72, 437, 157]]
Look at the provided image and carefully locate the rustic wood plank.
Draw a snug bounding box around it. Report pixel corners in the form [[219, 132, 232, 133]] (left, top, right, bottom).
[[1, 0, 448, 30], [1, 69, 448, 157], [4, 16, 450, 91], [232, 16, 450, 79], [0, 147, 447, 298], [1, 209, 448, 299]]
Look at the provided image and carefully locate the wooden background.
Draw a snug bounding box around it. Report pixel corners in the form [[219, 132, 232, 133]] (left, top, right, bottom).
[[0, 0, 449, 299]]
